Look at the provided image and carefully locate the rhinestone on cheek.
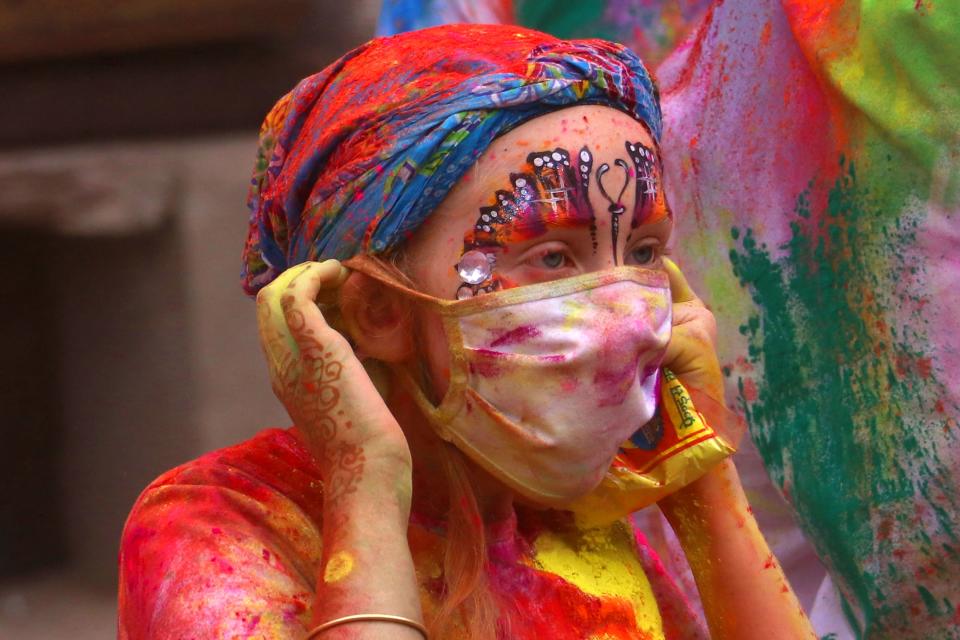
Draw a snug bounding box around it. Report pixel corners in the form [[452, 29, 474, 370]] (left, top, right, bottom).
[[457, 249, 493, 285]]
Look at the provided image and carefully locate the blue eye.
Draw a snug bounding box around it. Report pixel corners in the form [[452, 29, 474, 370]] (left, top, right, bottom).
[[628, 245, 656, 265], [541, 251, 566, 269]]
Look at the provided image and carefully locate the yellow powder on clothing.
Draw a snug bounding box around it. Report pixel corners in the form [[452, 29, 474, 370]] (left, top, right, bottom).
[[530, 521, 664, 639]]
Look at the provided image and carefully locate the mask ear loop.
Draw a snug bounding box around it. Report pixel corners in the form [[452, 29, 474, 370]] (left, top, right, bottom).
[[342, 255, 469, 441]]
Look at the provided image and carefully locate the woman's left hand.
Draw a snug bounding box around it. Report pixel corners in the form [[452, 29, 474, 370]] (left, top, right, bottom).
[[657, 258, 815, 639], [661, 256, 722, 399], [661, 257, 744, 447]]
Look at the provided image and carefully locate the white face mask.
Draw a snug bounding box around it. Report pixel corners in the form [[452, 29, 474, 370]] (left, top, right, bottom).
[[346, 257, 672, 506]]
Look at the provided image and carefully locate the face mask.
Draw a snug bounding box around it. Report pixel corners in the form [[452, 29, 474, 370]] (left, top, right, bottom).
[[344, 256, 672, 507]]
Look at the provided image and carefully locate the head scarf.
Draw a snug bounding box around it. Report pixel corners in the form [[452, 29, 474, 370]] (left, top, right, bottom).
[[242, 23, 661, 295]]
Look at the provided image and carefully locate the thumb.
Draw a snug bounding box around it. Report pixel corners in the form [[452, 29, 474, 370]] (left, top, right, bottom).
[[663, 257, 697, 304]]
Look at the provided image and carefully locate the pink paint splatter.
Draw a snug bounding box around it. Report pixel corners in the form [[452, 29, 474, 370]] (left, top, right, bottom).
[[489, 325, 541, 347], [593, 353, 641, 407]]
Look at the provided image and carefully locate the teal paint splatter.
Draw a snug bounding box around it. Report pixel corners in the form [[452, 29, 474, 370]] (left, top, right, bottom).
[[917, 585, 940, 617], [729, 158, 959, 637], [514, 0, 713, 65], [517, 0, 613, 43]]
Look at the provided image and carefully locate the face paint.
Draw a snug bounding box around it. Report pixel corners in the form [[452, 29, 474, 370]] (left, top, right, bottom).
[[455, 146, 594, 298], [455, 141, 669, 297], [466, 147, 595, 248], [624, 140, 669, 232], [596, 158, 631, 264]]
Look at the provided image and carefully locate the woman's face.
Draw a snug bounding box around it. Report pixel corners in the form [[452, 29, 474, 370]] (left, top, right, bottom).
[[403, 105, 672, 395]]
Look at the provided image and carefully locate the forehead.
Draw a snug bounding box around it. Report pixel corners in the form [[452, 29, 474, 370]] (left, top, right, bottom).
[[429, 104, 663, 246], [402, 104, 665, 289], [469, 105, 656, 183]]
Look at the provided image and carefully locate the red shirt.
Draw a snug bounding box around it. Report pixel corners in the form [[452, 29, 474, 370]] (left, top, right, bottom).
[[118, 428, 706, 639]]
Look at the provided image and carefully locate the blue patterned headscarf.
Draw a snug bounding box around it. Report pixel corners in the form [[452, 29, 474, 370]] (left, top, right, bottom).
[[242, 23, 661, 295]]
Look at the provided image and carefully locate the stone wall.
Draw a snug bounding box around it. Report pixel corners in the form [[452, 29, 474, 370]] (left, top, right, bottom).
[[0, 136, 291, 587], [0, 0, 380, 599]]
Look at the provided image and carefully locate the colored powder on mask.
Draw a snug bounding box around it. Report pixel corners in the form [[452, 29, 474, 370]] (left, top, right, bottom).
[[490, 325, 542, 347], [729, 157, 958, 633], [559, 296, 591, 331], [469, 348, 564, 379], [593, 352, 643, 408], [470, 348, 510, 378]]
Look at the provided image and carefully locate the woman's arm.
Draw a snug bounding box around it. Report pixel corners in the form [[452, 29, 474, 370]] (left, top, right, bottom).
[[257, 260, 424, 639], [660, 461, 815, 639], [308, 452, 423, 639], [658, 258, 814, 639]]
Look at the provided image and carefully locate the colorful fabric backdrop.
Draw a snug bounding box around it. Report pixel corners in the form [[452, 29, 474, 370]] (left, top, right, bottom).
[[377, 0, 713, 67], [379, 2, 960, 638]]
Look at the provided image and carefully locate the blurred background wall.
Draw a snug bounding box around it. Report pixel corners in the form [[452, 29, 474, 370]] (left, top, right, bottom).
[[0, 2, 380, 637]]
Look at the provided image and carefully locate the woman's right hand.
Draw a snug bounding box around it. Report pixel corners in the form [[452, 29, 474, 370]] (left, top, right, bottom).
[[256, 260, 412, 502], [259, 261, 425, 636]]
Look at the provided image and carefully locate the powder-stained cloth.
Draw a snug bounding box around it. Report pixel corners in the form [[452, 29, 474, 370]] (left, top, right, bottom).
[[241, 24, 661, 295], [377, 0, 712, 67], [117, 428, 708, 639]]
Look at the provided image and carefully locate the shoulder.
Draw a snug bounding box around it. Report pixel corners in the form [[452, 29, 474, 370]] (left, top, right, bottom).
[[136, 427, 324, 521], [118, 428, 324, 640]]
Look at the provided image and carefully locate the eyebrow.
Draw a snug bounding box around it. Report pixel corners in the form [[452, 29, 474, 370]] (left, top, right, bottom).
[[464, 147, 595, 251], [463, 141, 669, 255]]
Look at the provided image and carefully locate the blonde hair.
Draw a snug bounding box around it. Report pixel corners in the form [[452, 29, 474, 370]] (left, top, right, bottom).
[[340, 255, 504, 639], [431, 442, 503, 639]]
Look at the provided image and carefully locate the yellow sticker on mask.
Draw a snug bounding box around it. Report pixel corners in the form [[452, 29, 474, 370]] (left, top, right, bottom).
[[569, 368, 736, 527]]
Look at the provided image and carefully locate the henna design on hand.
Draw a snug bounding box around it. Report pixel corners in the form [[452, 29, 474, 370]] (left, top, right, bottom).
[[258, 266, 367, 508], [280, 288, 366, 505]]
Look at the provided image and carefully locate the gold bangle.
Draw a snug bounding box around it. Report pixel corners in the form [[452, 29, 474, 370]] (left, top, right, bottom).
[[305, 613, 428, 639]]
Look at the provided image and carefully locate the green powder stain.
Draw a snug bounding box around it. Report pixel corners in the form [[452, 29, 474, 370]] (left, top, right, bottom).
[[728, 157, 958, 636], [516, 0, 617, 45], [917, 585, 940, 617], [690, 208, 753, 324]]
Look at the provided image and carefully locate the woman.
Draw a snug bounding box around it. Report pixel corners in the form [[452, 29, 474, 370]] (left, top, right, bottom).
[[118, 24, 814, 639]]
